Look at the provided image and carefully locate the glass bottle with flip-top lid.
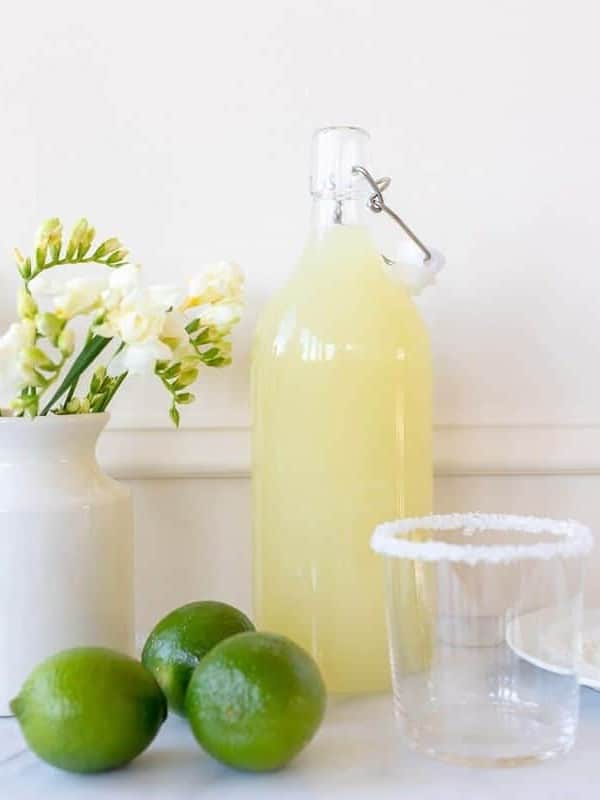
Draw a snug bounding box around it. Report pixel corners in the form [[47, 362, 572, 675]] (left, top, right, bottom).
[[252, 126, 440, 693]]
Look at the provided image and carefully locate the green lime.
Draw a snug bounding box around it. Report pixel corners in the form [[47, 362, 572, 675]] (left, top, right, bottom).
[[141, 600, 254, 716], [185, 631, 326, 771], [10, 647, 166, 773]]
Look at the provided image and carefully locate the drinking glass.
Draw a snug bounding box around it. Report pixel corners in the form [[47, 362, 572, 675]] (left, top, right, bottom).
[[371, 513, 593, 767]]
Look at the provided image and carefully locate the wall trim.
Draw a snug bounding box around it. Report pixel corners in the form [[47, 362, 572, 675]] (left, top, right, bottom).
[[97, 424, 600, 479]]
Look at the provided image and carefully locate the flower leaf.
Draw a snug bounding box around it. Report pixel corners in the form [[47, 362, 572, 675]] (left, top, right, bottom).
[[40, 334, 111, 415]]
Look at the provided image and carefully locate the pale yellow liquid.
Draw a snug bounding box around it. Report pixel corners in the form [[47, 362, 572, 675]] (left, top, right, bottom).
[[252, 224, 432, 693]]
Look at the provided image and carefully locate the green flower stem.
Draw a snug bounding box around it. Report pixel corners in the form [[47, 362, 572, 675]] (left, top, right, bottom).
[[28, 255, 127, 283], [35, 353, 67, 399], [62, 330, 96, 408], [63, 375, 80, 408], [41, 335, 111, 415], [99, 372, 127, 412], [88, 342, 127, 413]]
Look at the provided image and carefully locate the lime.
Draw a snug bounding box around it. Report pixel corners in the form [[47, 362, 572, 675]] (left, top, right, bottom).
[[10, 647, 166, 773], [141, 600, 254, 716], [185, 631, 326, 771]]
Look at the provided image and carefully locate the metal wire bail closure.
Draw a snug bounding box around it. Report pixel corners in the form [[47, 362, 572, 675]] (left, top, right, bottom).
[[352, 165, 444, 295]]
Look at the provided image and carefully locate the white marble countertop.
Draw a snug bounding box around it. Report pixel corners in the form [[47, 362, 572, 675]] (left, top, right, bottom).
[[2, 691, 600, 799]]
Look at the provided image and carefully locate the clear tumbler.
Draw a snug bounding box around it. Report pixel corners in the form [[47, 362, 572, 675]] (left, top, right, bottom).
[[371, 513, 593, 767]]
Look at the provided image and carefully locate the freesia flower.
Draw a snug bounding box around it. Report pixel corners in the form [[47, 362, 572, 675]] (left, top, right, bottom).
[[5, 216, 244, 423], [97, 288, 180, 377], [94, 266, 186, 375], [54, 277, 107, 319], [183, 261, 243, 309], [147, 285, 183, 309], [196, 302, 243, 334], [160, 309, 190, 355], [108, 338, 172, 376], [35, 218, 62, 251], [99, 264, 141, 313], [0, 320, 36, 407], [29, 273, 106, 320]]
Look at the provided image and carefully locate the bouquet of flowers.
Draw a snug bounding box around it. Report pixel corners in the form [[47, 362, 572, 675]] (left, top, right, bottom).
[[0, 218, 243, 425]]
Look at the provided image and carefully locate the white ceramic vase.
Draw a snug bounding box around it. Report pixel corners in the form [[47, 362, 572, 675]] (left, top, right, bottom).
[[0, 413, 134, 715]]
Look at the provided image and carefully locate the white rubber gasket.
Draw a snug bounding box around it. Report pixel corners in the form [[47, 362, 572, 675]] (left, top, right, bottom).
[[371, 512, 593, 565], [386, 247, 445, 296]]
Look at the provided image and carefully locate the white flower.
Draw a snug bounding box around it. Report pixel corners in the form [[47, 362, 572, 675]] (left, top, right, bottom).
[[147, 285, 184, 309], [28, 273, 62, 301], [119, 299, 165, 343], [161, 310, 197, 361], [108, 337, 172, 376], [197, 302, 242, 333], [55, 277, 106, 318], [100, 264, 141, 312], [29, 273, 106, 320], [161, 309, 188, 344], [183, 261, 244, 309], [0, 320, 36, 407], [100, 288, 180, 377], [95, 268, 186, 376], [97, 271, 182, 339], [110, 263, 140, 291]]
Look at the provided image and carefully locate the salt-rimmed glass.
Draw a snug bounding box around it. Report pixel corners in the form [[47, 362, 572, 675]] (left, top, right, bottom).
[[371, 513, 593, 767]]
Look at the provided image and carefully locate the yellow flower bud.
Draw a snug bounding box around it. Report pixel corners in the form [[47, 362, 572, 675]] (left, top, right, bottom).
[[58, 327, 76, 357], [175, 392, 195, 404], [180, 355, 201, 371], [79, 225, 96, 257], [106, 248, 128, 265], [173, 368, 198, 390], [36, 312, 64, 344], [65, 218, 88, 259], [22, 346, 57, 372], [36, 218, 62, 249], [17, 288, 37, 320], [93, 237, 121, 259], [20, 366, 47, 388], [13, 248, 25, 267]]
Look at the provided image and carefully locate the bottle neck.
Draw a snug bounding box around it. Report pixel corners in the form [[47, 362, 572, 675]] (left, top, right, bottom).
[[310, 192, 371, 233], [309, 126, 372, 234]]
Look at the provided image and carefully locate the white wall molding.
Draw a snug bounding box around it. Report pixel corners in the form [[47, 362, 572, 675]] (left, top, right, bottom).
[[97, 425, 600, 480]]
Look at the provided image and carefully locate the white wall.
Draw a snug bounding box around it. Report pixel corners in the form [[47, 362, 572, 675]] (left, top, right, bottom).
[[130, 474, 600, 638], [1, 1, 599, 627]]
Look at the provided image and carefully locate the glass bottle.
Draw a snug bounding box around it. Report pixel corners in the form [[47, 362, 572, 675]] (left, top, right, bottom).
[[252, 126, 433, 693]]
